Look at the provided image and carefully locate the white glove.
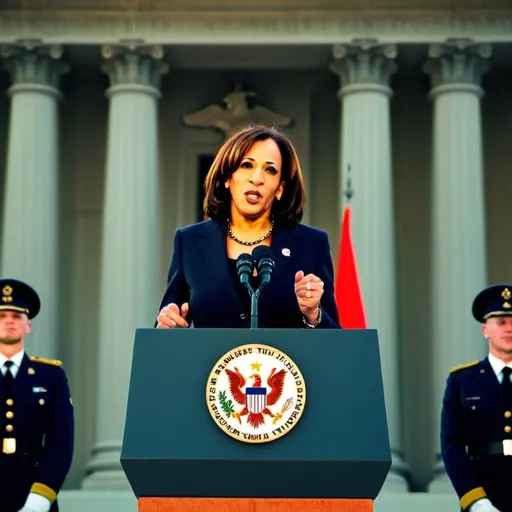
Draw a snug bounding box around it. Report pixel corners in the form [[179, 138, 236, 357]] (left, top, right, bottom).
[[17, 492, 51, 512], [470, 498, 501, 512]]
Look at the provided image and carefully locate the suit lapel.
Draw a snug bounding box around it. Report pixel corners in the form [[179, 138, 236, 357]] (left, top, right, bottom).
[[480, 357, 503, 401], [197, 220, 244, 307], [270, 225, 301, 283]]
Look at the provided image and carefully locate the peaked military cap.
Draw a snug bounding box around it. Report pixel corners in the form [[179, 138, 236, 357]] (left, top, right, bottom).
[[0, 278, 40, 319], [472, 284, 512, 323]]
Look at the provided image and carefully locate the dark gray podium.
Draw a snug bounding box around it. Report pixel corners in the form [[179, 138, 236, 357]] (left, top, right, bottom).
[[120, 328, 391, 512]]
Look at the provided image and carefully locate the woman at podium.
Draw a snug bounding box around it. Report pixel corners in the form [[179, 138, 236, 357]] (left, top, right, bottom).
[[156, 125, 340, 330]]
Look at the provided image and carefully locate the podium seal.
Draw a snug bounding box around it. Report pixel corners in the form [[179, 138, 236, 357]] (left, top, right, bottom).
[[206, 343, 306, 443]]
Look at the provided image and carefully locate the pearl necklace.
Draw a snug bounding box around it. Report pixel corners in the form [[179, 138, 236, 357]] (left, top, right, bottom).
[[227, 218, 274, 246]]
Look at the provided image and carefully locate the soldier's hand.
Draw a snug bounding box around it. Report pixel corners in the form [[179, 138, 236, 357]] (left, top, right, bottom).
[[470, 498, 501, 512], [156, 302, 189, 328], [17, 491, 51, 512]]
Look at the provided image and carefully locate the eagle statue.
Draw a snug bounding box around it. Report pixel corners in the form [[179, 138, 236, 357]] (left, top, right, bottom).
[[182, 83, 292, 140]]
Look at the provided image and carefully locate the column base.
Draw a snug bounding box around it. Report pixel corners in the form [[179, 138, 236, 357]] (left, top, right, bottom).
[[81, 441, 131, 490], [82, 469, 131, 491], [428, 459, 454, 493], [139, 498, 373, 512], [379, 453, 409, 492]]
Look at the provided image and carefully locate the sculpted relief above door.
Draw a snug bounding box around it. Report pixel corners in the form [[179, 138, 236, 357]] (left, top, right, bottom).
[[182, 81, 292, 142]]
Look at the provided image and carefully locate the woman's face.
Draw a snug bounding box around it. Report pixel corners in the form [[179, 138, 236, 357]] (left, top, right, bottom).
[[225, 138, 285, 222]]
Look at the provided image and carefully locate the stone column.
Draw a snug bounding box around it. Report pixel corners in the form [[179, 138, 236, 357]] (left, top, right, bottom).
[[330, 40, 408, 490], [0, 40, 68, 357], [424, 39, 491, 491], [82, 40, 168, 489]]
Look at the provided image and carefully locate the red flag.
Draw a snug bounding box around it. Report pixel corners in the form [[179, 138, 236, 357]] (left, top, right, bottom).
[[335, 205, 367, 328]]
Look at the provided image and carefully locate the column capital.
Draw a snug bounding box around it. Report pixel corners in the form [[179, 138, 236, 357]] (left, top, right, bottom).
[[330, 39, 397, 97], [423, 38, 492, 95], [101, 39, 169, 97], [1, 39, 69, 96]]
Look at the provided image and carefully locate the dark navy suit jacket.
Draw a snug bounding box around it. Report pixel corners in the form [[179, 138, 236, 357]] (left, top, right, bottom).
[[0, 353, 74, 512], [158, 219, 341, 329], [441, 357, 512, 511]]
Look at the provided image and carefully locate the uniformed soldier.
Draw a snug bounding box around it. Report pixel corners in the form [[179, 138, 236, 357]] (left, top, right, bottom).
[[441, 284, 512, 512], [0, 278, 74, 512]]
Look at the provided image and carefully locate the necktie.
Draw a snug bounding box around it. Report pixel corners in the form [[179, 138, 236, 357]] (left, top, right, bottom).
[[2, 361, 14, 388], [502, 366, 512, 394]]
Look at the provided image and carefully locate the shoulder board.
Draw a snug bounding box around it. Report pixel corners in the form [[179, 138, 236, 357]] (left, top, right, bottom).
[[29, 356, 62, 368], [450, 360, 480, 373]]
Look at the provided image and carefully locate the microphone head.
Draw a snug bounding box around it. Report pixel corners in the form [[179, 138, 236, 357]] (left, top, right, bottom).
[[252, 246, 274, 283], [235, 253, 255, 284], [253, 245, 274, 267]]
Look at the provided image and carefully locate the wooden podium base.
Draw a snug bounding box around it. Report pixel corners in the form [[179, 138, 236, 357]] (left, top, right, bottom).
[[139, 498, 373, 512]]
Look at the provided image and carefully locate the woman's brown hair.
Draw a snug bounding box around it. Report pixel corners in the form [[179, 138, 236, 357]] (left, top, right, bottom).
[[203, 125, 306, 228]]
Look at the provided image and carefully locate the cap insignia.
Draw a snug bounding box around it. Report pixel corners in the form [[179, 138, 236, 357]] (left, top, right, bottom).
[[2, 285, 13, 304]]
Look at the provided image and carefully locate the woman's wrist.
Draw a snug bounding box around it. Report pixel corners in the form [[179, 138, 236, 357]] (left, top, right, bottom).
[[302, 305, 322, 328]]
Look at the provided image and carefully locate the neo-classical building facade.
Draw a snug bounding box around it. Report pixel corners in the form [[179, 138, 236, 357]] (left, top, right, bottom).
[[0, 1, 511, 511]]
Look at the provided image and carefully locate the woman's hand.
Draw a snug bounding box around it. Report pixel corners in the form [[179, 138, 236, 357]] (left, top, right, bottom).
[[157, 302, 189, 328], [294, 271, 324, 325]]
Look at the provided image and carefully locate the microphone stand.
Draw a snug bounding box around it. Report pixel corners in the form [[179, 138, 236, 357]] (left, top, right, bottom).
[[242, 280, 270, 329], [237, 249, 273, 329]]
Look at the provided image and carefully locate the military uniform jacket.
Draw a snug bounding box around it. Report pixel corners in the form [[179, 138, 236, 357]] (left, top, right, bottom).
[[441, 358, 512, 511], [0, 353, 74, 512]]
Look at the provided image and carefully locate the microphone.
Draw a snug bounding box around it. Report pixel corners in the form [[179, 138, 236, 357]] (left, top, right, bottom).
[[236, 253, 258, 328], [236, 253, 255, 287], [235, 248, 274, 329], [248, 246, 275, 329], [252, 245, 275, 286]]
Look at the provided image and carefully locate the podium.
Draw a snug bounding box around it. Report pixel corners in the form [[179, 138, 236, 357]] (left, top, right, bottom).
[[121, 328, 391, 512]]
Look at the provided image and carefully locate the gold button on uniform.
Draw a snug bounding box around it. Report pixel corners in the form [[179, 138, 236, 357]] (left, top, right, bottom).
[[505, 426, 512, 433], [471, 406, 476, 410], [5, 399, 13, 406], [5, 425, 13, 432], [505, 411, 512, 418], [5, 411, 13, 419], [39, 399, 45, 405]]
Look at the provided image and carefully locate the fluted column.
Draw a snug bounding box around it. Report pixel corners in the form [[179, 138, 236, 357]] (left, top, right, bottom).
[[82, 40, 168, 489], [330, 40, 408, 490], [0, 40, 68, 357], [424, 39, 491, 491]]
